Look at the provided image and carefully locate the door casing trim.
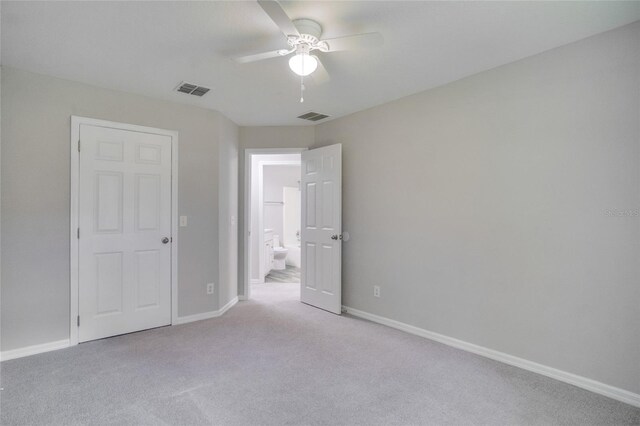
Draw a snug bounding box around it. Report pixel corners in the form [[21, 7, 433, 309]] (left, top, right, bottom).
[[70, 116, 179, 346]]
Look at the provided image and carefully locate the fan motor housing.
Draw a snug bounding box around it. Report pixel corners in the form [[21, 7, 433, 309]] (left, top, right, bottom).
[[292, 19, 322, 42]]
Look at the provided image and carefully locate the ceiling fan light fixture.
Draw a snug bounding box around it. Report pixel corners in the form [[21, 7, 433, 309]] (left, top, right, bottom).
[[289, 52, 317, 76]]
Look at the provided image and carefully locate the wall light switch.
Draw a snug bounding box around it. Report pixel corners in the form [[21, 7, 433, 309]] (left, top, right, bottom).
[[180, 216, 188, 227]]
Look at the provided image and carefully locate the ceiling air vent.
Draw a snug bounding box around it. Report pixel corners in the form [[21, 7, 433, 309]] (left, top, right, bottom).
[[175, 81, 210, 97], [297, 111, 330, 122]]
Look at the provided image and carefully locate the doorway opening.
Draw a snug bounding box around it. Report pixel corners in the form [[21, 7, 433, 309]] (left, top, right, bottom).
[[244, 149, 304, 302], [264, 169, 302, 284], [243, 144, 343, 314]]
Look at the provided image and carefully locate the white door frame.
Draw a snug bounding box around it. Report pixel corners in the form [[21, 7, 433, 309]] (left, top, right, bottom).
[[70, 116, 179, 346], [242, 148, 305, 300]]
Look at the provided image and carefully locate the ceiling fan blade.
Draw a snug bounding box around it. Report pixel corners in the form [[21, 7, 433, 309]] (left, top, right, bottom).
[[233, 49, 284, 64], [257, 0, 300, 38], [323, 32, 383, 52], [312, 56, 330, 85]]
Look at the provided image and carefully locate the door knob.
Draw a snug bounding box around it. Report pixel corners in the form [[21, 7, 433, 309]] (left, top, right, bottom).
[[162, 237, 170, 244], [331, 234, 342, 240]]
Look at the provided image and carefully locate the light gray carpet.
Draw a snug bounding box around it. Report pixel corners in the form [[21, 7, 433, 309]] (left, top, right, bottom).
[[1, 282, 638, 425], [265, 266, 301, 283]]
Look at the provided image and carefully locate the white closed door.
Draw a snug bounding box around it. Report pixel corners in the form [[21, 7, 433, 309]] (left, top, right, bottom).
[[78, 124, 172, 342], [300, 144, 342, 314]]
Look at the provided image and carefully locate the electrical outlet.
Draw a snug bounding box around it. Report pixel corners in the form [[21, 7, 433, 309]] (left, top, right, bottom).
[[206, 283, 214, 295], [373, 285, 381, 298]]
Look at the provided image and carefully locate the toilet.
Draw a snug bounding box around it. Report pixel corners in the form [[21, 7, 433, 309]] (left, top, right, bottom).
[[272, 235, 288, 270]]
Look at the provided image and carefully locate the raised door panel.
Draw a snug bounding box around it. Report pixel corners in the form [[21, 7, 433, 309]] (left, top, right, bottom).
[[95, 172, 123, 234], [135, 174, 161, 231], [320, 244, 334, 295], [321, 180, 334, 230], [134, 250, 161, 309], [305, 242, 317, 290], [95, 252, 124, 315], [135, 143, 162, 165], [96, 140, 124, 162], [305, 182, 317, 229]]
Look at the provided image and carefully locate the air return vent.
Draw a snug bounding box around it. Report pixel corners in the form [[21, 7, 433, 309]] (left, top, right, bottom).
[[297, 111, 330, 122], [175, 81, 210, 97]]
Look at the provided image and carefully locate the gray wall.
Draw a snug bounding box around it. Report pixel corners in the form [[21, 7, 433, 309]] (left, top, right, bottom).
[[1, 67, 237, 351], [218, 116, 239, 308], [237, 126, 315, 295], [315, 22, 640, 393]]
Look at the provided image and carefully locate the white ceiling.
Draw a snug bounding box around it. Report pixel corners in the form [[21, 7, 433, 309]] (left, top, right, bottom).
[[2, 1, 639, 126]]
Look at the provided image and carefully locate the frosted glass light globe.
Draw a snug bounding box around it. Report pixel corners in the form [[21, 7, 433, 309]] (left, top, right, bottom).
[[289, 53, 318, 76]]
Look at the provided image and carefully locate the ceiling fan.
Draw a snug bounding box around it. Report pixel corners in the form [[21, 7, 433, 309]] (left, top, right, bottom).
[[233, 0, 383, 100]]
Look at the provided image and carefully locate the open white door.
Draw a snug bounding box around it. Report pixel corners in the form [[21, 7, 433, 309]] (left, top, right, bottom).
[[300, 144, 342, 314]]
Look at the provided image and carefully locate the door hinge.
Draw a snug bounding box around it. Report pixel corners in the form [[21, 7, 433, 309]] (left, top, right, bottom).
[[77, 316, 80, 327], [78, 140, 81, 152], [77, 228, 80, 239]]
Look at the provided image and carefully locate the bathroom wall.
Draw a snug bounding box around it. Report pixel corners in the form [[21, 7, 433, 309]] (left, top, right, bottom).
[[283, 187, 301, 268], [263, 165, 301, 246], [283, 187, 301, 247]]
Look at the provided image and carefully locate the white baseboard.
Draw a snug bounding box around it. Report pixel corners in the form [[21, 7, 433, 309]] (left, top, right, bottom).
[[342, 306, 640, 408], [1, 339, 70, 362], [1, 298, 241, 362], [173, 296, 239, 325], [219, 296, 239, 315]]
